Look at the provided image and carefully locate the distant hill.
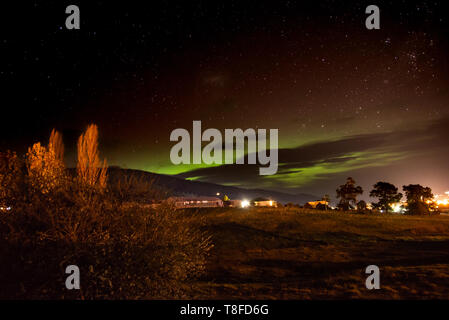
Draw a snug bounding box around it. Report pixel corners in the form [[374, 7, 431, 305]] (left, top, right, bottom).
[[106, 167, 317, 205]]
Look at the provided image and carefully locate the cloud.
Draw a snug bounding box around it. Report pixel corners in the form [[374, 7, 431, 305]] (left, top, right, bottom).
[[175, 117, 449, 193]]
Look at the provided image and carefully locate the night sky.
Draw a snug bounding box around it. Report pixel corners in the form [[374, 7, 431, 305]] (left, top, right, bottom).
[[2, 1, 449, 200]]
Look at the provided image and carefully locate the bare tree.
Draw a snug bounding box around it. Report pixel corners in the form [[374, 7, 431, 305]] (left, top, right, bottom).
[[76, 124, 108, 189]]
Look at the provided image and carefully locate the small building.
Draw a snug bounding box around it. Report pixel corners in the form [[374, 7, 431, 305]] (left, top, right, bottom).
[[229, 199, 242, 207], [439, 205, 449, 214], [304, 200, 329, 209], [166, 196, 223, 209], [252, 197, 277, 207]]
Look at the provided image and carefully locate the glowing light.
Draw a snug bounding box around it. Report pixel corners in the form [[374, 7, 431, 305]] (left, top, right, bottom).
[[269, 200, 273, 206], [241, 200, 250, 208], [427, 193, 449, 210], [391, 203, 402, 213]]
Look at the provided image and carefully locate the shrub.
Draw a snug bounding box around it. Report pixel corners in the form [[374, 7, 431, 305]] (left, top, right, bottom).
[[0, 151, 26, 209], [26, 142, 68, 195], [406, 201, 430, 215], [107, 168, 168, 203], [0, 181, 212, 299], [0, 126, 212, 299]]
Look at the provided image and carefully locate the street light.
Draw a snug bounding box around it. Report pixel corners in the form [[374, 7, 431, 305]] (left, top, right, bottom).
[[241, 200, 250, 208]]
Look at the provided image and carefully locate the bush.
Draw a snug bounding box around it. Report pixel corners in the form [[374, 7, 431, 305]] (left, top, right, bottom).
[[1, 190, 211, 299], [0, 151, 212, 299], [406, 201, 430, 215], [0, 151, 26, 209]]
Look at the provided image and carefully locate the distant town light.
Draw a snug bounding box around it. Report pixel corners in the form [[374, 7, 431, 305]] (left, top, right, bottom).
[[216, 192, 220, 196], [241, 200, 250, 208], [425, 193, 449, 209], [269, 200, 273, 206]]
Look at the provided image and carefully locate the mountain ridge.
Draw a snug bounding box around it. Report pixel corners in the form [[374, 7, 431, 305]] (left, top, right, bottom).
[[107, 167, 318, 204]]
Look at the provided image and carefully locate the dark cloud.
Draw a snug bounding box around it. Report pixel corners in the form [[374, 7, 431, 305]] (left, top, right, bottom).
[[176, 117, 449, 194]]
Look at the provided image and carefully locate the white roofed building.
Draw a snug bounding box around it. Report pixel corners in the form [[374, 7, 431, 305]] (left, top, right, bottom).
[[167, 196, 223, 208]]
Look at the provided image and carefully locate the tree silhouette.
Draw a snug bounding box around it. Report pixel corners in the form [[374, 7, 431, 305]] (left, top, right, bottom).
[[403, 184, 433, 203], [370, 181, 402, 213], [357, 200, 367, 211], [402, 184, 433, 215], [336, 177, 363, 210]]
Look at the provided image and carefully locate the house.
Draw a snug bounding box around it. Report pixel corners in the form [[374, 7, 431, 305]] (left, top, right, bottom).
[[304, 200, 329, 209], [166, 196, 223, 209], [252, 197, 277, 207], [439, 204, 449, 214], [229, 199, 242, 207]]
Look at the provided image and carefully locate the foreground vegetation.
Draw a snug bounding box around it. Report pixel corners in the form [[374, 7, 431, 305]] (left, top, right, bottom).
[[0, 125, 212, 299], [191, 207, 449, 299]]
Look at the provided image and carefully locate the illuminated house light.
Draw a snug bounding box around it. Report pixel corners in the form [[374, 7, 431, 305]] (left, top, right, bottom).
[[253, 198, 277, 207]]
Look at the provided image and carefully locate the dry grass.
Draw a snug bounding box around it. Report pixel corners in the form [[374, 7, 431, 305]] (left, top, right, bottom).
[[189, 207, 449, 299]]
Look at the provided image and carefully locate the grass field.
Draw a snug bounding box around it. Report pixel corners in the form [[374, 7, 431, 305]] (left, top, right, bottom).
[[187, 207, 449, 299]]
